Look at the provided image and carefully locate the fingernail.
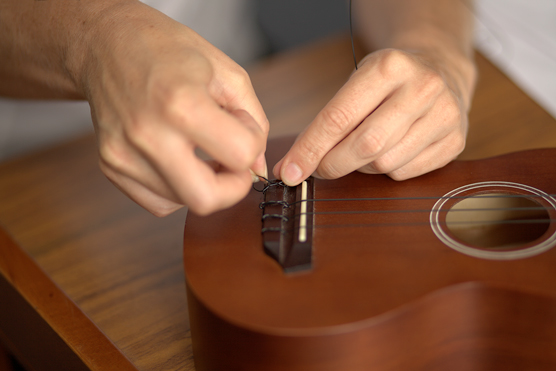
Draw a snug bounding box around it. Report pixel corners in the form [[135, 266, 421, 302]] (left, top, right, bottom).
[[263, 161, 268, 180], [282, 162, 303, 186], [273, 159, 284, 179], [249, 169, 261, 183]]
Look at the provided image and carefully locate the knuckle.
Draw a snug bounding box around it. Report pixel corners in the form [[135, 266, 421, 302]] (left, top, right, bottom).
[[355, 128, 388, 160], [317, 159, 343, 179], [188, 192, 219, 216], [295, 137, 325, 167], [258, 116, 270, 136], [377, 49, 413, 78], [218, 65, 253, 103], [189, 204, 215, 217], [449, 132, 466, 155], [445, 97, 463, 122], [422, 73, 446, 98], [229, 133, 263, 169], [189, 181, 250, 216], [149, 204, 183, 218], [388, 168, 410, 181], [98, 137, 128, 172], [319, 105, 354, 138], [125, 115, 148, 140], [124, 117, 159, 154], [149, 81, 202, 133], [435, 95, 463, 131], [415, 72, 446, 104], [233, 142, 259, 169], [233, 65, 251, 86], [371, 154, 396, 174], [164, 86, 199, 128]]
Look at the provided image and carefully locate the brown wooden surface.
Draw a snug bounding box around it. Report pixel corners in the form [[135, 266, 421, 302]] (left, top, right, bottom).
[[1, 34, 556, 370], [0, 343, 14, 371]]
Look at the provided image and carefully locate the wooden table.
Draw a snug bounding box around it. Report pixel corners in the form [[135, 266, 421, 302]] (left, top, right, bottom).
[[1, 34, 555, 371]]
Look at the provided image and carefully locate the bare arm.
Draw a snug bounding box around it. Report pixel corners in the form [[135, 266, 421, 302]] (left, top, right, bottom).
[[0, 0, 268, 216], [274, 0, 476, 183], [356, 0, 476, 106], [0, 0, 102, 98]]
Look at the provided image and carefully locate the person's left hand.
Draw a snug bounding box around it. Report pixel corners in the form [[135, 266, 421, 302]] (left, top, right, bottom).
[[273, 48, 476, 185]]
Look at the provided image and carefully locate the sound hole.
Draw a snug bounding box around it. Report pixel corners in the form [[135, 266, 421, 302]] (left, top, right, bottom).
[[445, 193, 550, 250]]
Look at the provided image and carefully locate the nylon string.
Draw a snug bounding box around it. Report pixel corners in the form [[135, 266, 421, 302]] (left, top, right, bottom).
[[254, 178, 556, 229]]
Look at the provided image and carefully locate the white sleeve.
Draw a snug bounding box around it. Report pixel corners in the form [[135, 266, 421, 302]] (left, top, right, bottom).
[[475, 0, 556, 119]]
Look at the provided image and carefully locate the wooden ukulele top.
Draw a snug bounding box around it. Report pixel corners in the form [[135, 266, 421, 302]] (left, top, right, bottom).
[[184, 137, 556, 334]]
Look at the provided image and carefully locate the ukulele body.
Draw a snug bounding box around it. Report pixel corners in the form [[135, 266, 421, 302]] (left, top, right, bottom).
[[183, 137, 556, 371]]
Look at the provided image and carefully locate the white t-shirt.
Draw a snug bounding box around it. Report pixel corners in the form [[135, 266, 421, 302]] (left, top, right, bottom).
[[0, 0, 264, 161], [475, 0, 556, 119]]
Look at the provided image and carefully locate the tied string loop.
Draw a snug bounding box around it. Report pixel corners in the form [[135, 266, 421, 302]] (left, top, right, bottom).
[[258, 179, 292, 235], [262, 214, 289, 222], [259, 200, 291, 210], [256, 178, 291, 209], [253, 176, 286, 194], [261, 227, 284, 234]]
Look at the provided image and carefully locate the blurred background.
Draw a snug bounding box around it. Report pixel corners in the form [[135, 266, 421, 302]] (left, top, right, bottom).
[[474, 0, 556, 119], [0, 0, 554, 162]]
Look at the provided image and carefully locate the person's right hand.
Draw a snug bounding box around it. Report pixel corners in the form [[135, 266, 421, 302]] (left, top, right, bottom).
[[79, 2, 268, 216]]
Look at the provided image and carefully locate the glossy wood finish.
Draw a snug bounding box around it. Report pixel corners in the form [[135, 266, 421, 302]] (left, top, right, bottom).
[[1, 34, 556, 370], [185, 140, 556, 370]]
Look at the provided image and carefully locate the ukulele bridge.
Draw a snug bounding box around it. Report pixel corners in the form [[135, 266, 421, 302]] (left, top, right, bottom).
[[260, 178, 314, 272]]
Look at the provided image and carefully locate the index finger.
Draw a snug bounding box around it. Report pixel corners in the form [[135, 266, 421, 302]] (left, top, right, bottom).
[[273, 68, 396, 186]]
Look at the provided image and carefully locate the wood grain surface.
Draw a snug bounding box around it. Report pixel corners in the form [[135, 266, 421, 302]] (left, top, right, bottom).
[[1, 34, 556, 370]]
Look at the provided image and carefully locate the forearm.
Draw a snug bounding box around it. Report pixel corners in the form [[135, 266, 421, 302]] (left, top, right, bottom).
[[355, 0, 477, 107], [0, 0, 135, 99]]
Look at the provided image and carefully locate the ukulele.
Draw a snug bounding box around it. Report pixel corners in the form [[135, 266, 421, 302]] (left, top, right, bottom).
[[183, 136, 556, 371]]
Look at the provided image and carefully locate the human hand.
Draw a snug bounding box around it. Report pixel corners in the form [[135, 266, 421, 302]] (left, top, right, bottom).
[[273, 48, 476, 185], [81, 3, 268, 216]]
